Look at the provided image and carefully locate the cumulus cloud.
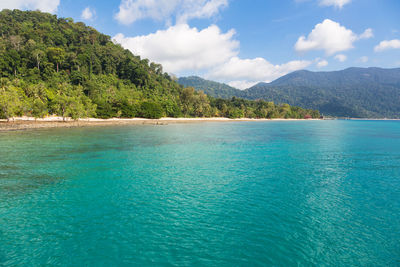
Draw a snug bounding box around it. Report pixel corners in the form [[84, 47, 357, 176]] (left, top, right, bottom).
[[316, 59, 328, 68], [0, 0, 60, 13], [334, 54, 347, 62], [81, 7, 95, 20], [359, 28, 373, 39], [208, 57, 312, 89], [113, 24, 238, 73], [319, 0, 351, 8], [114, 23, 313, 89], [295, 19, 372, 55], [374, 39, 400, 52], [115, 0, 228, 25]]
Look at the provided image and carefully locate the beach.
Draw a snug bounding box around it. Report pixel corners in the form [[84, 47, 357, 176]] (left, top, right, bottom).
[[0, 116, 320, 131]]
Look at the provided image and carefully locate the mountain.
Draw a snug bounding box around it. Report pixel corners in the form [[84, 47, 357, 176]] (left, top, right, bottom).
[[182, 68, 400, 118], [178, 76, 245, 99], [0, 10, 319, 120], [245, 68, 400, 118]]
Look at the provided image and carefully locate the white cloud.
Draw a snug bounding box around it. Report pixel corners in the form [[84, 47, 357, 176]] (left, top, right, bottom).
[[113, 24, 238, 73], [359, 56, 368, 63], [81, 7, 95, 20], [208, 57, 312, 89], [334, 54, 347, 62], [178, 0, 228, 24], [115, 0, 228, 25], [295, 19, 372, 55], [319, 0, 351, 8], [374, 39, 400, 52], [359, 28, 374, 39], [295, 0, 351, 9], [0, 0, 60, 13], [228, 80, 258, 90], [316, 59, 328, 68], [114, 23, 313, 89]]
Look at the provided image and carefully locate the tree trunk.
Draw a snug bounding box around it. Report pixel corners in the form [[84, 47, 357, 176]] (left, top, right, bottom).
[[37, 54, 40, 71], [62, 106, 66, 122]]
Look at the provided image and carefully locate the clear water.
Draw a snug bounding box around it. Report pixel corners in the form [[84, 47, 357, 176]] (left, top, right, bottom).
[[0, 121, 399, 266]]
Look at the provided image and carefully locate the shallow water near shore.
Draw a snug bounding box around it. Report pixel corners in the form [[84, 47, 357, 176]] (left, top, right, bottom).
[[1, 120, 399, 266]]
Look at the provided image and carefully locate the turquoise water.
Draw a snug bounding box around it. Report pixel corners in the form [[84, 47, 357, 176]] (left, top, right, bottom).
[[1, 121, 399, 266]]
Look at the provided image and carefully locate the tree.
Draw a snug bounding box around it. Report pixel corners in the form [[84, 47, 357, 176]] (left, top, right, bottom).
[[139, 101, 163, 119], [32, 49, 45, 72], [181, 87, 196, 116], [9, 35, 23, 51], [193, 91, 211, 117], [30, 98, 47, 118], [0, 86, 22, 121], [52, 84, 96, 121], [150, 62, 163, 75], [52, 93, 70, 121], [47, 47, 65, 72], [53, 92, 94, 121]]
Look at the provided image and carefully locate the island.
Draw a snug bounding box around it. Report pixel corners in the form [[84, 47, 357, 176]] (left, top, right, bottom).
[[0, 10, 320, 125]]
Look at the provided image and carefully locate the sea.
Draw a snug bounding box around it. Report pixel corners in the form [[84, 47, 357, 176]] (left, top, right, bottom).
[[0, 120, 399, 266]]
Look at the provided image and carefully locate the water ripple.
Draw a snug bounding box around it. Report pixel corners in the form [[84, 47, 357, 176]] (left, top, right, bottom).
[[1, 121, 400, 266]]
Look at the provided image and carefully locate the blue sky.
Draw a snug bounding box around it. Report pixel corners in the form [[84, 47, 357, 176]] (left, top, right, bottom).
[[2, 0, 400, 88]]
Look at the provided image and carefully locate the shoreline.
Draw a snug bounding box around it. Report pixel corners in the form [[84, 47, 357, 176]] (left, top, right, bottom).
[[1, 117, 399, 132], [0, 117, 320, 132]]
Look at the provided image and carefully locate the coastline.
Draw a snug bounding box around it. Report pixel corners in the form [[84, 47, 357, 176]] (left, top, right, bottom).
[[0, 116, 320, 132], [2, 117, 398, 132]]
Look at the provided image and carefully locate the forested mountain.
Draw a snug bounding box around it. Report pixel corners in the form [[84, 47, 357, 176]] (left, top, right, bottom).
[[0, 10, 319, 120], [183, 68, 400, 118], [245, 68, 400, 118], [178, 76, 245, 99]]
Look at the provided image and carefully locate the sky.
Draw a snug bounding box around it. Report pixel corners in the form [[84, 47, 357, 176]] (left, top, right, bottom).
[[1, 0, 400, 89]]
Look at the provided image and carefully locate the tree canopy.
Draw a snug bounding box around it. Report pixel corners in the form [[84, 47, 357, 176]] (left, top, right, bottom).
[[0, 10, 320, 120]]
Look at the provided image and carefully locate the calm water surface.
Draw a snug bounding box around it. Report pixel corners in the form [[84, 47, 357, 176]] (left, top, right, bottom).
[[0, 120, 399, 266]]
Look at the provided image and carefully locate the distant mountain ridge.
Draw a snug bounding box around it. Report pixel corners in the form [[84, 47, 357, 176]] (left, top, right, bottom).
[[178, 76, 245, 99], [179, 68, 400, 118]]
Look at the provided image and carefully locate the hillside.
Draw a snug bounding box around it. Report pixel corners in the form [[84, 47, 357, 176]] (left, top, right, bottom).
[[0, 10, 319, 120], [183, 68, 400, 118], [245, 68, 400, 118], [178, 76, 245, 99]]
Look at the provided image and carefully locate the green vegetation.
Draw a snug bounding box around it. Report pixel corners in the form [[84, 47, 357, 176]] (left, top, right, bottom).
[[178, 76, 245, 99], [180, 68, 400, 118], [0, 9, 320, 120], [244, 68, 400, 118]]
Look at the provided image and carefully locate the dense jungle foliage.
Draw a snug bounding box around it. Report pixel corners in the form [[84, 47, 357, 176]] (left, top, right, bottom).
[[0, 10, 320, 120]]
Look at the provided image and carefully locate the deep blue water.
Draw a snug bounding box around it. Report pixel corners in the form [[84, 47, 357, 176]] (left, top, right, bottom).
[[0, 120, 399, 266]]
